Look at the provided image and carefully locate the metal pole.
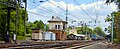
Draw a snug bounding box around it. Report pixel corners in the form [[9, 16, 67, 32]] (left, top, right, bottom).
[[24, 0, 27, 37], [15, 0, 20, 44], [6, 7, 11, 43], [65, 4, 68, 29], [111, 12, 114, 43], [85, 23, 87, 37]]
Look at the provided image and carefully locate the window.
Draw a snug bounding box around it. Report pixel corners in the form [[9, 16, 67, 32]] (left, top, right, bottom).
[[58, 25, 60, 29], [55, 25, 57, 29], [63, 25, 65, 30], [55, 25, 61, 29]]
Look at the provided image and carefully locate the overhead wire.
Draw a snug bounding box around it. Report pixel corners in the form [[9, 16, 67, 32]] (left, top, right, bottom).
[[91, 0, 105, 26], [95, 0, 99, 23], [29, 0, 77, 22], [27, 0, 52, 18], [29, 0, 65, 19], [95, 0, 105, 22], [32, 1, 64, 17], [48, 1, 81, 21], [28, 10, 51, 18], [92, 0, 98, 23], [73, 0, 95, 21]]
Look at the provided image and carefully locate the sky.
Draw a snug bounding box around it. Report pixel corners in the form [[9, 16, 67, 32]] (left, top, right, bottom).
[[26, 0, 117, 34]]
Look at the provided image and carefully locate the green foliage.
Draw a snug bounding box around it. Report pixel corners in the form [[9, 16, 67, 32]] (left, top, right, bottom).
[[77, 27, 92, 35], [93, 26, 106, 37], [33, 20, 45, 30], [114, 39, 119, 43], [26, 20, 47, 34], [114, 11, 120, 43], [44, 24, 49, 31], [17, 36, 26, 40], [105, 11, 120, 43], [0, 1, 28, 40], [65, 27, 72, 35], [26, 34, 32, 37]]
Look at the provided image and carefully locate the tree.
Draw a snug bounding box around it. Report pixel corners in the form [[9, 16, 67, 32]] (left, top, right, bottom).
[[105, 12, 120, 43], [0, 0, 28, 40], [33, 20, 45, 30], [113, 12, 120, 43], [106, 0, 120, 43], [106, 0, 120, 10], [26, 22, 34, 34], [93, 26, 106, 37], [77, 27, 92, 35]]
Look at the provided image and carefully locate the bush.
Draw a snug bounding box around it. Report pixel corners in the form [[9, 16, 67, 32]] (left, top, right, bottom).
[[114, 39, 119, 43], [26, 34, 32, 37], [17, 36, 26, 40]]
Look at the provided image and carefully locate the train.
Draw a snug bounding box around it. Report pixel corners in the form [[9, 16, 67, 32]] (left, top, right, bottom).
[[91, 34, 104, 40]]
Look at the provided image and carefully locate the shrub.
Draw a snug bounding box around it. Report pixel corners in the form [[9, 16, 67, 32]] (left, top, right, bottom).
[[26, 34, 32, 37], [17, 36, 26, 40], [114, 39, 119, 43]]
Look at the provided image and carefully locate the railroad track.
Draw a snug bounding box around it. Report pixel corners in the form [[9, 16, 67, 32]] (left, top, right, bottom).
[[0, 40, 105, 49]]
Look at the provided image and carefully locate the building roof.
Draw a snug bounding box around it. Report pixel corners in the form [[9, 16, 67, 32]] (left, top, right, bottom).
[[74, 34, 85, 37], [48, 17, 66, 22]]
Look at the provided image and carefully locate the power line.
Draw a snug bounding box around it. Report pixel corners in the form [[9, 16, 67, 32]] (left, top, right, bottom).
[[95, 0, 105, 23], [48, 1, 65, 12], [27, 10, 51, 18], [91, 0, 105, 24], [48, 1, 81, 21], [73, 0, 95, 21], [92, 0, 98, 23], [30, 0, 76, 21], [29, 0, 65, 19]]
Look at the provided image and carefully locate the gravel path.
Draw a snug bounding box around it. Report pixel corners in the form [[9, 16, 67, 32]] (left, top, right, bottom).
[[79, 42, 108, 49], [78, 42, 120, 49]]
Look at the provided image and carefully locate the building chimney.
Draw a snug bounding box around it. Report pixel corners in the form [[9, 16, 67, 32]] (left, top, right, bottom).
[[52, 16, 54, 19]]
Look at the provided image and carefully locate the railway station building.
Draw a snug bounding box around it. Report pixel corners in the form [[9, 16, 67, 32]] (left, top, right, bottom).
[[48, 16, 67, 40]]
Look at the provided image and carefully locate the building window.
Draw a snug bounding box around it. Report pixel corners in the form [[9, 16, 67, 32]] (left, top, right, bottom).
[[58, 25, 60, 29], [55, 25, 57, 29], [55, 25, 61, 29], [63, 25, 65, 30]]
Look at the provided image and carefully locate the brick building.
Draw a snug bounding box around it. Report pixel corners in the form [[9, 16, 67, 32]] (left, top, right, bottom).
[[48, 16, 67, 40]]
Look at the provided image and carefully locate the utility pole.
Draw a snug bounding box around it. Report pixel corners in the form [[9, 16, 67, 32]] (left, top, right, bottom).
[[65, 4, 68, 28], [3, 0, 16, 43], [6, 7, 13, 43], [24, 0, 27, 38], [14, 0, 21, 44], [111, 12, 114, 43], [85, 23, 87, 38]]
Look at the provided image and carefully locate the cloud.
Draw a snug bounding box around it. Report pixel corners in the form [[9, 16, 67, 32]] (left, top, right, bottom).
[[28, 0, 117, 28]]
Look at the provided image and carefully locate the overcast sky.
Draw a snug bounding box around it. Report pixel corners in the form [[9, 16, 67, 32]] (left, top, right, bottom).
[[26, 0, 117, 34]]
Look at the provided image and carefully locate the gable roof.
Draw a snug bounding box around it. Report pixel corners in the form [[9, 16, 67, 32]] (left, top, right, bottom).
[[48, 17, 66, 22]]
